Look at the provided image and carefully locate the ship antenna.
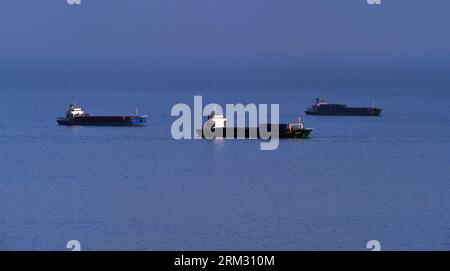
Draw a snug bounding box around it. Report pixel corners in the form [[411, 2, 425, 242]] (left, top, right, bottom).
[[135, 106, 139, 116]]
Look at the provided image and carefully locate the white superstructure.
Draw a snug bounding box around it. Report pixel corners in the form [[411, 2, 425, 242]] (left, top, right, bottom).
[[205, 112, 226, 129], [67, 104, 85, 117]]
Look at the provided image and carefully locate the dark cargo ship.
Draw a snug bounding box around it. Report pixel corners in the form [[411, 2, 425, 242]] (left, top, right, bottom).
[[305, 98, 382, 116], [196, 112, 313, 139], [57, 104, 148, 126]]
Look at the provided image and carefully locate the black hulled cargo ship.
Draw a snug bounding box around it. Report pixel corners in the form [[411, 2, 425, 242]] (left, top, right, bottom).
[[196, 112, 313, 139], [57, 104, 148, 126], [305, 98, 382, 116]]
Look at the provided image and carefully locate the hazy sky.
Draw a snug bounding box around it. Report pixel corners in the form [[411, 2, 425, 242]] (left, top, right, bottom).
[[1, 0, 449, 89]]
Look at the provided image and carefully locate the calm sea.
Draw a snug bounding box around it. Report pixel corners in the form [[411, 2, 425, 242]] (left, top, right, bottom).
[[0, 87, 449, 250]]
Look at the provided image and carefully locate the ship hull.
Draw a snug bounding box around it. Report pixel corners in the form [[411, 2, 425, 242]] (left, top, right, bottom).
[[305, 108, 382, 116], [57, 116, 147, 126], [196, 125, 313, 139]]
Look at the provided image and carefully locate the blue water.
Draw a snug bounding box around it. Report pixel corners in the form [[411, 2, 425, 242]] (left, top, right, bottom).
[[0, 88, 449, 251]]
